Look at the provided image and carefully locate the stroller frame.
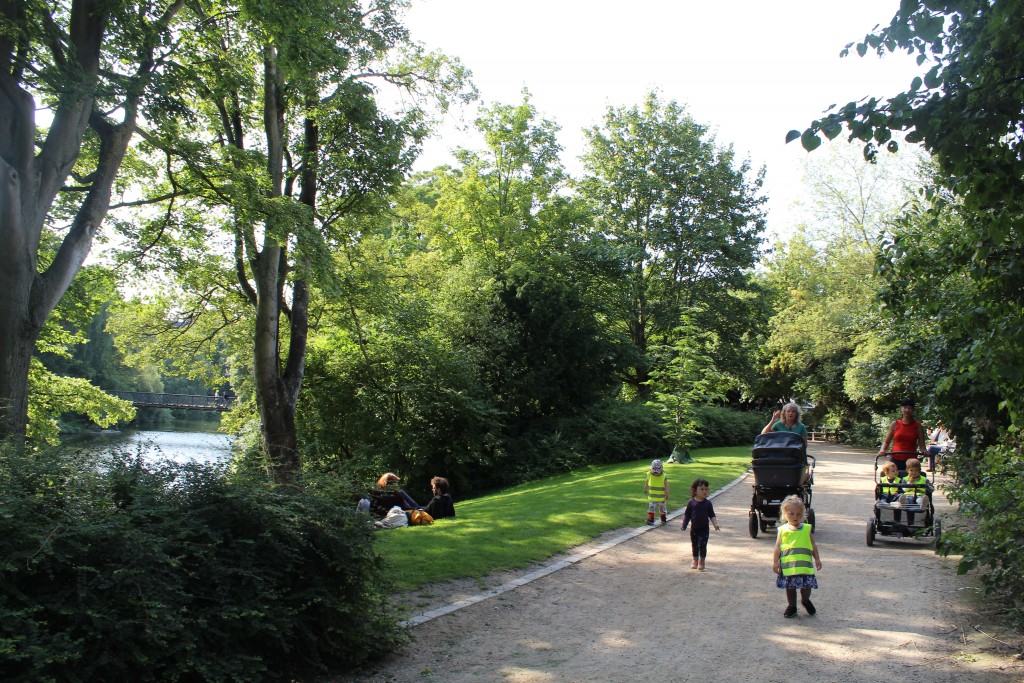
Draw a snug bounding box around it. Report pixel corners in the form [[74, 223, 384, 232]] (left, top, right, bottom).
[[866, 452, 941, 550]]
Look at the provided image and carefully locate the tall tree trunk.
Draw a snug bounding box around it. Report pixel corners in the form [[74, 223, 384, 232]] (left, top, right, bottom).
[[0, 0, 101, 441], [0, 105, 135, 442], [0, 0, 173, 443], [251, 248, 301, 483], [246, 48, 311, 485]]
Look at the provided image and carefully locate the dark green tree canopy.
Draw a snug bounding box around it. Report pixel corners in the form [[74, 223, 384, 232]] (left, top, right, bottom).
[[580, 91, 767, 395], [790, 0, 1024, 206]]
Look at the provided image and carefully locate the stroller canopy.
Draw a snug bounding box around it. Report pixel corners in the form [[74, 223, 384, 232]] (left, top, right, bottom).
[[753, 431, 807, 451]]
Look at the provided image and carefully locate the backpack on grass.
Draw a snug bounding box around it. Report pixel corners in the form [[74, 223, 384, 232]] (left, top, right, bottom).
[[408, 509, 434, 525]]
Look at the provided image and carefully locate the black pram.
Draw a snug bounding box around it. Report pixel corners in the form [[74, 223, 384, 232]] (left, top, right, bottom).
[[747, 431, 816, 538]]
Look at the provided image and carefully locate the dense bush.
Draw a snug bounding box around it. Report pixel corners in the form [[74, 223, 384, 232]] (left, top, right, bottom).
[[690, 406, 768, 448], [0, 447, 404, 682], [420, 399, 669, 498], [843, 419, 886, 449], [939, 430, 1024, 628], [408, 403, 757, 497]]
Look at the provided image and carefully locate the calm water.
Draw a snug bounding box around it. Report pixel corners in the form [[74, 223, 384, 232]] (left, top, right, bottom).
[[79, 423, 233, 465]]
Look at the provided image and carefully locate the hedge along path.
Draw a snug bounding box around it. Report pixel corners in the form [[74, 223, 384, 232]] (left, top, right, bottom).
[[340, 443, 1023, 683]]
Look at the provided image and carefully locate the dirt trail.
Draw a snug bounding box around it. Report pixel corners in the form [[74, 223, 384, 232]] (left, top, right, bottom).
[[336, 443, 1023, 683]]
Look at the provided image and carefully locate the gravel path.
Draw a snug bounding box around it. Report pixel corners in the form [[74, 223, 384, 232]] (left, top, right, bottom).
[[335, 443, 1023, 683]]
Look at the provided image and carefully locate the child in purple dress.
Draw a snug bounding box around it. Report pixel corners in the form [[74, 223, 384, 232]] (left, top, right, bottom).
[[681, 478, 720, 571]]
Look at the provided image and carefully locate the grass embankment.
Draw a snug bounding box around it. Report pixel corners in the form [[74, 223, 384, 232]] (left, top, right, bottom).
[[375, 447, 750, 592]]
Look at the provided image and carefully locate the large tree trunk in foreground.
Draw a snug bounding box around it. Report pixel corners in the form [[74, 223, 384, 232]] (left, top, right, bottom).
[[0, 0, 173, 443]]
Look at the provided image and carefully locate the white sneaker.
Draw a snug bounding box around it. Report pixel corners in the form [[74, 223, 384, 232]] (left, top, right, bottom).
[[898, 494, 908, 506]]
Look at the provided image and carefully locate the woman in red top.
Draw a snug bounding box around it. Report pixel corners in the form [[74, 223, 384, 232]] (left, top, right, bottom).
[[878, 398, 928, 471]]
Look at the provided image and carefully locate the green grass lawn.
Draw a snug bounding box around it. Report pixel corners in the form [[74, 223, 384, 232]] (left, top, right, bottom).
[[373, 446, 750, 592]]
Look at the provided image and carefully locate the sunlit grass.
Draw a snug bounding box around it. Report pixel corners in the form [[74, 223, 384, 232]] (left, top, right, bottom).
[[374, 447, 750, 591]]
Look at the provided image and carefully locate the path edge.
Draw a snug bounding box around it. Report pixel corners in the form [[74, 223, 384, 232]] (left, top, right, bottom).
[[401, 469, 752, 627]]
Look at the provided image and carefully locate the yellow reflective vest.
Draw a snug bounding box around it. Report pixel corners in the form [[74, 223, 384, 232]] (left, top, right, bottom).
[[900, 474, 929, 496], [881, 476, 900, 496], [646, 472, 667, 502], [778, 523, 815, 576]]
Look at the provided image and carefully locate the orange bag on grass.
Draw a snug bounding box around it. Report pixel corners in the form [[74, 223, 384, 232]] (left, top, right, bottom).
[[407, 509, 434, 525]]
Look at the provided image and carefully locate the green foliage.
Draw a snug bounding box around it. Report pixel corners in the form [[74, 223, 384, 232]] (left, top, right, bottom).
[[470, 267, 621, 421], [374, 447, 751, 592], [688, 406, 769, 449], [757, 228, 877, 418], [103, 0, 472, 481], [645, 310, 729, 455], [939, 431, 1024, 627], [477, 400, 668, 494], [26, 359, 135, 445], [437, 92, 569, 270], [0, 447, 404, 680], [791, 0, 1024, 623], [294, 94, 650, 500], [580, 91, 767, 396], [791, 0, 1024, 432], [842, 418, 888, 450]]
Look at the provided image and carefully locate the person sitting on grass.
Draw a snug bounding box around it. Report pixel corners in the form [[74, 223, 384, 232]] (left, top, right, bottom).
[[369, 472, 421, 517], [423, 476, 456, 519]]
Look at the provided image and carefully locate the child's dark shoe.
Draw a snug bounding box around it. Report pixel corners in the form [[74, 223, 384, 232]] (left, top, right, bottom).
[[783, 606, 797, 618], [801, 600, 816, 615]]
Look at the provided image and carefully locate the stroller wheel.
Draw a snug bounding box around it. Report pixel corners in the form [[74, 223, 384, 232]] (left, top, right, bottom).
[[748, 512, 759, 539], [807, 508, 816, 532], [934, 519, 942, 553], [866, 518, 876, 546]]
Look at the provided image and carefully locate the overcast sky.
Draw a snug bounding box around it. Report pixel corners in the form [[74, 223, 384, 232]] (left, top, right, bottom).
[[403, 0, 923, 241]]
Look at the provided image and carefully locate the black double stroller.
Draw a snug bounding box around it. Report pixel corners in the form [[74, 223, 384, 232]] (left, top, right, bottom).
[[866, 453, 941, 549], [747, 431, 816, 538]]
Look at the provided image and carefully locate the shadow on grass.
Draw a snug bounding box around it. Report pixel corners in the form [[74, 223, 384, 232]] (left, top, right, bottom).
[[376, 447, 751, 591]]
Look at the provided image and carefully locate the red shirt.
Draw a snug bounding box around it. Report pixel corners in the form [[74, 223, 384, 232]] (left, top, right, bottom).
[[891, 419, 922, 461]]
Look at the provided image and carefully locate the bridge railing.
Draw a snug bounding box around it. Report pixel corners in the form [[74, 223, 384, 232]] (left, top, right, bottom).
[[109, 391, 234, 411]]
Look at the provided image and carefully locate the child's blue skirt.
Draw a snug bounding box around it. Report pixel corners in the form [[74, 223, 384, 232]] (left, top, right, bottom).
[[776, 574, 818, 590]]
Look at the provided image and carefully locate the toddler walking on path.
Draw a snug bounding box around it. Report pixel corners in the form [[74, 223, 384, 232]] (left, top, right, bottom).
[[644, 459, 669, 526], [681, 477, 720, 570], [772, 494, 822, 618]]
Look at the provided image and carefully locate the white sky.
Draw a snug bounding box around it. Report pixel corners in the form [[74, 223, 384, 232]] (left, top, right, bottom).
[[403, 0, 923, 241]]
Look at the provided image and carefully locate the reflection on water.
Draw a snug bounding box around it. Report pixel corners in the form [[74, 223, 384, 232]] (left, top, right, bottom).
[[81, 428, 233, 465]]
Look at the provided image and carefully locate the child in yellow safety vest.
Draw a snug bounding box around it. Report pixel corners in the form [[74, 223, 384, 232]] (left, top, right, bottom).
[[879, 461, 901, 502], [644, 459, 669, 526], [899, 458, 932, 526], [879, 461, 902, 523], [772, 495, 822, 619]]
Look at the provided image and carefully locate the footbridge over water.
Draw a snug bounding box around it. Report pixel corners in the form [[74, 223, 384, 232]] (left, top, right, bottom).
[[110, 391, 235, 411]]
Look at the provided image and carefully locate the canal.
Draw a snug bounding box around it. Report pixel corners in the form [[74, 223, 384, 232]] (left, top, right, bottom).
[[77, 418, 233, 465]]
